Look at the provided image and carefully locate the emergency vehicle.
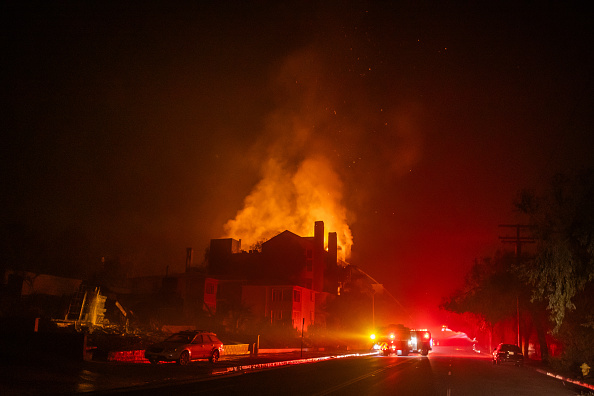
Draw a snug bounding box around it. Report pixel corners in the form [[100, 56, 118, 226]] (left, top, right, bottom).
[[371, 324, 432, 356], [409, 329, 432, 356]]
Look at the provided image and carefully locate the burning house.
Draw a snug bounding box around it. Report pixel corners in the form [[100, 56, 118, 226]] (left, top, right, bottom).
[[121, 221, 346, 333], [208, 221, 344, 331]]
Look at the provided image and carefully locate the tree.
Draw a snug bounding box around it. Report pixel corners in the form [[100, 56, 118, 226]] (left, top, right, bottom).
[[515, 168, 594, 333], [441, 252, 546, 356], [325, 267, 374, 337], [220, 301, 254, 334], [443, 254, 521, 321]]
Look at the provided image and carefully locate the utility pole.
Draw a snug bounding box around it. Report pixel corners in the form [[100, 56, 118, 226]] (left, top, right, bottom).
[[301, 318, 305, 358], [499, 224, 535, 350], [356, 265, 414, 324], [498, 224, 534, 258]]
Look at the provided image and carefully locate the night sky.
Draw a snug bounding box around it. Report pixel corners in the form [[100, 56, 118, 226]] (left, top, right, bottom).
[[2, 1, 593, 328]]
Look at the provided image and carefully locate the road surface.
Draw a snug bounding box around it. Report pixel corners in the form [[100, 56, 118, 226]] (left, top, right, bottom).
[[1, 346, 589, 395], [82, 346, 585, 395]]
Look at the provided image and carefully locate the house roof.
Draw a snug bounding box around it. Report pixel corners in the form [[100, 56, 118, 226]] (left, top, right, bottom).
[[264, 230, 302, 244]]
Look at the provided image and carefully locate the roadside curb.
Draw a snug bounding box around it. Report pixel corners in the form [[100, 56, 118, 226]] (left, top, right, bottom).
[[535, 368, 594, 391], [214, 352, 378, 375]]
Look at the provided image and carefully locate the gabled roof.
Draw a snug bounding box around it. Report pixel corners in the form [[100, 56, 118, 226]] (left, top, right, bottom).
[[264, 229, 302, 244], [261, 229, 317, 254], [262, 230, 302, 245]]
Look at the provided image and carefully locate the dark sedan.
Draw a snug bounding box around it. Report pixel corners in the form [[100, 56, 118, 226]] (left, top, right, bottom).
[[492, 343, 523, 366]]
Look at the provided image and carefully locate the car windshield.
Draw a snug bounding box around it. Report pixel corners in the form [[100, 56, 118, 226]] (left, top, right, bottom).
[[500, 344, 520, 352], [165, 334, 193, 343]]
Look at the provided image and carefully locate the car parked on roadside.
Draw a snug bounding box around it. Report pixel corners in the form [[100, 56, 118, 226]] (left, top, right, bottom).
[[144, 330, 224, 365], [492, 343, 523, 366]]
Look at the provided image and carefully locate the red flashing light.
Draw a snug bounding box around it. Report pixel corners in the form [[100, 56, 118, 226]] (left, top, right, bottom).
[[424, 332, 430, 339]]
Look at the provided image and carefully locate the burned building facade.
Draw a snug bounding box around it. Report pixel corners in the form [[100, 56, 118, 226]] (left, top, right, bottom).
[[207, 221, 343, 331], [123, 221, 344, 332], [208, 221, 339, 293]]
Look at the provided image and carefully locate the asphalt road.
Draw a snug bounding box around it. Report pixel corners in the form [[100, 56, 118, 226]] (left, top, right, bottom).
[[93, 347, 586, 395], [0, 347, 589, 395]]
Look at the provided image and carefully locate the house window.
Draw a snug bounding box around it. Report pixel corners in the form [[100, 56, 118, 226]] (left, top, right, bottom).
[[272, 289, 282, 302], [293, 290, 301, 303], [271, 310, 283, 321], [205, 282, 215, 295], [292, 311, 302, 328]]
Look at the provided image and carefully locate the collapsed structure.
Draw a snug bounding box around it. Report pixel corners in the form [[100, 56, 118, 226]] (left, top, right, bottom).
[[1, 221, 352, 335]]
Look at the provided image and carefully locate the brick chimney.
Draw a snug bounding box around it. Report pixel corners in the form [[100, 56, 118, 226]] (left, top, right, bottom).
[[314, 221, 324, 251], [328, 232, 337, 264]]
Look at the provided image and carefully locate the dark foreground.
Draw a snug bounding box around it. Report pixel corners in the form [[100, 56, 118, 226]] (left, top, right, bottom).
[[1, 346, 592, 395]]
